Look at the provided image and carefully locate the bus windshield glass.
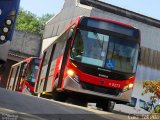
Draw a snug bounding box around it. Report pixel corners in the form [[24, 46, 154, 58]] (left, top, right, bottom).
[[71, 30, 139, 74], [26, 59, 39, 83]]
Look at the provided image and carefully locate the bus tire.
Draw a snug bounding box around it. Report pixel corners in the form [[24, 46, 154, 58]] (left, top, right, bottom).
[[96, 100, 115, 112], [52, 78, 67, 102]]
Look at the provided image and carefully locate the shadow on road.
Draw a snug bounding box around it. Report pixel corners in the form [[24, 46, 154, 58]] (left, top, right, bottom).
[[0, 88, 128, 120]]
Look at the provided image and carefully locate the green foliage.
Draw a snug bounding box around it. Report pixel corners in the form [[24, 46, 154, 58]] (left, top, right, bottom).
[[16, 8, 53, 35], [153, 104, 160, 113], [38, 14, 53, 35], [142, 80, 160, 103]]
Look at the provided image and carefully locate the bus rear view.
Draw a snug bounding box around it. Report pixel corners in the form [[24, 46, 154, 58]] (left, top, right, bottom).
[[6, 57, 40, 95]]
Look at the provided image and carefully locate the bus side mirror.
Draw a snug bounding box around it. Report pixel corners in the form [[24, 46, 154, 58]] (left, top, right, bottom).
[[68, 28, 74, 40]]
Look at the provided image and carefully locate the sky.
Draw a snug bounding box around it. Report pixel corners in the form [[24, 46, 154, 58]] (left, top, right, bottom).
[[20, 0, 160, 20], [20, 0, 64, 16]]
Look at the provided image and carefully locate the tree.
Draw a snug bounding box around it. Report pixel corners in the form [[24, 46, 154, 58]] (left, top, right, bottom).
[[142, 80, 160, 102], [16, 8, 53, 35], [38, 14, 53, 35]]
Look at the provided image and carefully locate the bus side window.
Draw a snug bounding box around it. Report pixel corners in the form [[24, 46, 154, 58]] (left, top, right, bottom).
[[7, 67, 15, 89], [22, 63, 28, 77], [16, 63, 26, 90], [12, 66, 20, 91], [49, 44, 57, 75], [39, 45, 53, 85]]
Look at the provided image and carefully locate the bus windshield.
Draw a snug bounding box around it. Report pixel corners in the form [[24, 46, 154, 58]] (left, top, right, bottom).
[[71, 29, 139, 74], [26, 59, 39, 83]]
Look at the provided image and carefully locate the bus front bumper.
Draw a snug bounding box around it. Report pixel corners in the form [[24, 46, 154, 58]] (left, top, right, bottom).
[[63, 76, 132, 103]]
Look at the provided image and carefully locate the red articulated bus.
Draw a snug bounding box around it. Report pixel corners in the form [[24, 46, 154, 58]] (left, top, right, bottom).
[[6, 57, 40, 95], [34, 16, 141, 112]]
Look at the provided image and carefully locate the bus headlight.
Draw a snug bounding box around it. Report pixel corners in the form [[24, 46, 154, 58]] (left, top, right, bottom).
[[67, 69, 79, 83], [67, 69, 74, 77], [122, 83, 134, 92], [128, 83, 134, 88]]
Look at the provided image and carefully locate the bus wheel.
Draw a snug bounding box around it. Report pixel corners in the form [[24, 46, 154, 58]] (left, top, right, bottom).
[[96, 100, 115, 112], [52, 78, 67, 102]]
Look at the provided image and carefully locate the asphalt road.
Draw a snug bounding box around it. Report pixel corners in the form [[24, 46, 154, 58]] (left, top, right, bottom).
[[0, 88, 130, 120]]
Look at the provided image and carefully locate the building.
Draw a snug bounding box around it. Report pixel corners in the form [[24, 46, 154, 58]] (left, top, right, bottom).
[[42, 0, 160, 101], [0, 30, 42, 88]]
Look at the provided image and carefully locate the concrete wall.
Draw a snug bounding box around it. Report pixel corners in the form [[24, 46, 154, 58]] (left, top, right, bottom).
[[44, 0, 91, 39], [10, 30, 42, 57], [42, 0, 91, 52]]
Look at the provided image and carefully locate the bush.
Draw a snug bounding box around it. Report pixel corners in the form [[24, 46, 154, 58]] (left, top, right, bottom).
[[153, 104, 160, 113]]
